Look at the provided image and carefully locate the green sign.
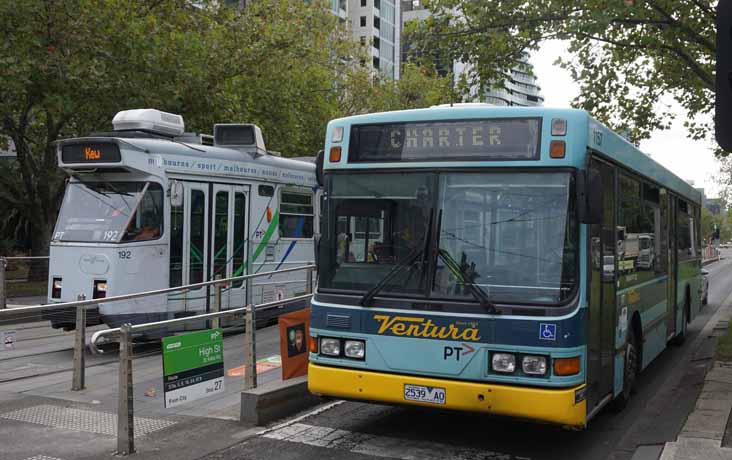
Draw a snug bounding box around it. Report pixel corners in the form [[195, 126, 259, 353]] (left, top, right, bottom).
[[162, 329, 224, 408]]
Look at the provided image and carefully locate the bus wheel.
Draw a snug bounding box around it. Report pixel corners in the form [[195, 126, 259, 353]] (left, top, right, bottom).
[[610, 329, 639, 412], [671, 297, 689, 346]]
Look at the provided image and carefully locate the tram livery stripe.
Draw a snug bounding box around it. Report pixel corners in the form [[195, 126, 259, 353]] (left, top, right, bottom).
[[262, 422, 530, 460]]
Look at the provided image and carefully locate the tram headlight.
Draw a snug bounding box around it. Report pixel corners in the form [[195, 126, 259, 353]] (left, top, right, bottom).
[[51, 277, 62, 299], [491, 353, 516, 373], [93, 280, 107, 299], [344, 340, 365, 360], [320, 337, 341, 357], [522, 355, 548, 375]]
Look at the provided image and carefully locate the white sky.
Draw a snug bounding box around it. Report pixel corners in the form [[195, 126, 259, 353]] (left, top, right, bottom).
[[530, 40, 722, 198]]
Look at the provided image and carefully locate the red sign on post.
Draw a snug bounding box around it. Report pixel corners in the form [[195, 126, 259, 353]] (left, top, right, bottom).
[[278, 308, 310, 380]]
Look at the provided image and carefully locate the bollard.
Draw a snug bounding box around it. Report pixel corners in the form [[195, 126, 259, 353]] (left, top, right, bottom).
[[212, 275, 222, 330], [243, 304, 257, 390], [245, 276, 253, 308], [117, 323, 135, 455], [0, 257, 6, 310], [305, 267, 314, 295], [71, 294, 86, 391]]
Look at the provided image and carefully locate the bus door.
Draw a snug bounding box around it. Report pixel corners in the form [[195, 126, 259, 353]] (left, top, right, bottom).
[[587, 158, 617, 412], [167, 182, 209, 323], [210, 184, 249, 314], [667, 195, 678, 336]]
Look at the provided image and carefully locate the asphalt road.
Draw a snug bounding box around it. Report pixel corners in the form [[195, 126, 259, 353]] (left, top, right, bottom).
[[204, 251, 732, 460]]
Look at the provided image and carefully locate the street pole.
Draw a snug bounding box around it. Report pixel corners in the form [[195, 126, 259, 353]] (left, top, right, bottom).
[[212, 275, 222, 330], [243, 304, 257, 390], [71, 294, 86, 391], [0, 257, 6, 310], [117, 323, 135, 455]]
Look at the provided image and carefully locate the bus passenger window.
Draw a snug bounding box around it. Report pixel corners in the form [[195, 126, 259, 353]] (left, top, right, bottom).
[[280, 188, 314, 239]]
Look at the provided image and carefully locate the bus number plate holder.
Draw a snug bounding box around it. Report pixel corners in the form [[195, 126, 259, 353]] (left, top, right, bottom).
[[404, 384, 446, 405]]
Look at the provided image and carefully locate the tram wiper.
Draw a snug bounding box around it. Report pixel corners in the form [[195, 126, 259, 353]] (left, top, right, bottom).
[[360, 209, 434, 307], [437, 249, 499, 314]]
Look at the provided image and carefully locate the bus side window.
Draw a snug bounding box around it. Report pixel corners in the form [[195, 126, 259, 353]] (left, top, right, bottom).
[[280, 187, 314, 239]]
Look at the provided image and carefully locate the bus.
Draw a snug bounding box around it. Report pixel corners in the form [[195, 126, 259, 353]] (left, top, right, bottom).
[[308, 105, 703, 428], [45, 109, 319, 332]]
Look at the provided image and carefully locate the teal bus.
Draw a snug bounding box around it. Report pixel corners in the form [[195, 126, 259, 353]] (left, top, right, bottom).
[[308, 105, 703, 428]]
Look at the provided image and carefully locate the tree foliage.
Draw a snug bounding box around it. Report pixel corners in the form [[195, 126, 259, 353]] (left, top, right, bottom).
[[0, 0, 452, 253], [409, 0, 715, 147]]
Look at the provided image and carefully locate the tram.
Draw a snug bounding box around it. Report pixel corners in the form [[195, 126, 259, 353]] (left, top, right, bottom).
[[45, 109, 319, 331]]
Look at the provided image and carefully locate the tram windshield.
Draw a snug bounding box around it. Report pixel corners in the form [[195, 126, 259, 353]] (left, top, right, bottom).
[[319, 171, 577, 306], [53, 181, 163, 243]]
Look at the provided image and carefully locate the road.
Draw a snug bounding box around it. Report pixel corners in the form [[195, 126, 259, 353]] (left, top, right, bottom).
[[203, 251, 732, 460]]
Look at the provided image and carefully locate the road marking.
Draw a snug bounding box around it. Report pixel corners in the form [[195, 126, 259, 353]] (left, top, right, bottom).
[[262, 422, 531, 460]]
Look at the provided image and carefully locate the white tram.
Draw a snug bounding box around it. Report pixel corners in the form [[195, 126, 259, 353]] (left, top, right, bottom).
[[45, 109, 319, 331]]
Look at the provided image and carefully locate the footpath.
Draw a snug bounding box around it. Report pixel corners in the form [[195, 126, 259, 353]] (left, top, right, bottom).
[[658, 257, 732, 460]]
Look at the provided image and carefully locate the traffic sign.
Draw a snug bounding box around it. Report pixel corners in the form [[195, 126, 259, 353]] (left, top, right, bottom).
[[162, 329, 224, 408]]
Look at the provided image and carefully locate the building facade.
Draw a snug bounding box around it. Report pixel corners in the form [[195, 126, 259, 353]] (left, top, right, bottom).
[[349, 0, 400, 79]]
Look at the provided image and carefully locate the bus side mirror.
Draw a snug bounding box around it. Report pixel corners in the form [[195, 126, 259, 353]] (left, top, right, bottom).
[[579, 170, 602, 224], [315, 150, 325, 186], [169, 181, 184, 208]]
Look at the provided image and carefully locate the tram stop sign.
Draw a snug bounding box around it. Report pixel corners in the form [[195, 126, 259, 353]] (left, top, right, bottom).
[[162, 328, 224, 408]]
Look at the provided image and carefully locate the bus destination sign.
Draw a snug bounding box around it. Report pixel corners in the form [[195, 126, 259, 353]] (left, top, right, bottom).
[[61, 142, 122, 164], [348, 118, 541, 163]]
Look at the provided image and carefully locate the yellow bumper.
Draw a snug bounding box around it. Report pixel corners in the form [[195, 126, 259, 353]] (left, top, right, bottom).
[[308, 363, 586, 427]]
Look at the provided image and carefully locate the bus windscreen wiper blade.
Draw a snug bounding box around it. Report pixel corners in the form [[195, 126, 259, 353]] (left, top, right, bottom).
[[437, 249, 499, 314], [360, 209, 434, 307]]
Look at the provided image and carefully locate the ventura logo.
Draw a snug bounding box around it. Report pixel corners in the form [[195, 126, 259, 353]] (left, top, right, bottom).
[[166, 342, 182, 350], [373, 315, 481, 341]]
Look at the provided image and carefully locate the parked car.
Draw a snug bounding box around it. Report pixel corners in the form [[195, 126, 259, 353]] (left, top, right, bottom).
[[702, 269, 709, 306]]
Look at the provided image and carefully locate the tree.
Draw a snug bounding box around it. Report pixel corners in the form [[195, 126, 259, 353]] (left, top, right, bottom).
[[409, 0, 716, 148]]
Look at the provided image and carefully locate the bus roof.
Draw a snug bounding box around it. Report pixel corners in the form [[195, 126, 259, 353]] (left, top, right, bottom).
[[325, 106, 701, 205]]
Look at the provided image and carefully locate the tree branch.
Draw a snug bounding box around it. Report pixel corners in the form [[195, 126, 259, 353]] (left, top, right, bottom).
[[647, 0, 716, 52]]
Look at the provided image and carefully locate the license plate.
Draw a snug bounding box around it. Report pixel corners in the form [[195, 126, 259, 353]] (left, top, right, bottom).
[[404, 384, 446, 405]]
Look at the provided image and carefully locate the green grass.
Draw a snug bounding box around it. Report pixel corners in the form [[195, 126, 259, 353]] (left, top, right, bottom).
[[716, 322, 732, 362], [6, 280, 47, 299]]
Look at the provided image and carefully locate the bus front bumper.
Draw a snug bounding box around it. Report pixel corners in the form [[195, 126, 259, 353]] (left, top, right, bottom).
[[308, 363, 587, 428]]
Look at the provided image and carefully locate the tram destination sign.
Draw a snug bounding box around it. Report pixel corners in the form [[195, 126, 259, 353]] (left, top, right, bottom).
[[348, 118, 542, 162], [162, 328, 224, 408], [61, 142, 122, 163]]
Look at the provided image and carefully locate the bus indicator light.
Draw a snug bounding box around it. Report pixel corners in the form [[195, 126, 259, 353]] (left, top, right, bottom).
[[329, 147, 342, 162], [331, 127, 344, 143], [554, 357, 580, 376], [550, 141, 566, 158], [551, 118, 567, 136]]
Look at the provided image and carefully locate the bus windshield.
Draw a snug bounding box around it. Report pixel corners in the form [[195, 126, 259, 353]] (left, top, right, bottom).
[[53, 181, 163, 243], [319, 171, 577, 306]]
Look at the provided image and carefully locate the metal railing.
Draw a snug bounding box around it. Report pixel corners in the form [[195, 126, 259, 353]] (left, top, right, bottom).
[[0, 255, 50, 309], [0, 264, 315, 399]]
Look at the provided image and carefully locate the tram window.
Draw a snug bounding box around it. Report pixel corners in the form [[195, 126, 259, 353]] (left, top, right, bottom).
[[170, 193, 184, 287], [121, 183, 164, 242], [232, 193, 247, 288], [280, 188, 314, 239], [190, 190, 206, 284], [213, 191, 229, 278], [259, 185, 274, 197]]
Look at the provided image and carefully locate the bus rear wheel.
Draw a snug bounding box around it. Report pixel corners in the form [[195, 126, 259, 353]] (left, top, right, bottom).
[[610, 329, 639, 413]]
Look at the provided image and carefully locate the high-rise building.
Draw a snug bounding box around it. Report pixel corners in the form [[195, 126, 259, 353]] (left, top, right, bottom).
[[349, 0, 400, 79], [401, 1, 544, 106], [328, 0, 348, 19]]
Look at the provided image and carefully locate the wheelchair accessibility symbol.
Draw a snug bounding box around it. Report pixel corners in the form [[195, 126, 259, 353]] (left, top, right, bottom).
[[539, 323, 557, 341]]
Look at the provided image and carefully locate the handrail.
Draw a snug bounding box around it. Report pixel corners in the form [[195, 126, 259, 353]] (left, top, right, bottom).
[[89, 293, 312, 354], [0, 256, 50, 260], [0, 264, 315, 316]]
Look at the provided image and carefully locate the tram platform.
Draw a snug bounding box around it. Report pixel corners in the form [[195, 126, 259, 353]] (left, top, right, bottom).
[[0, 321, 295, 460]]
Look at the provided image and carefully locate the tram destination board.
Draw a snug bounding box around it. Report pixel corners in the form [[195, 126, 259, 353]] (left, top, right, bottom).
[[61, 142, 121, 163], [348, 117, 541, 163], [162, 328, 224, 408]]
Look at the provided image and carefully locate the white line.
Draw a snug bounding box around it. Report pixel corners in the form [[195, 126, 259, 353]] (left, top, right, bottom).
[[261, 422, 531, 460], [255, 400, 345, 436]]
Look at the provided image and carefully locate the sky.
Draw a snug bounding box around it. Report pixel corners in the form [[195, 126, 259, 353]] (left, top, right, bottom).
[[530, 40, 722, 198]]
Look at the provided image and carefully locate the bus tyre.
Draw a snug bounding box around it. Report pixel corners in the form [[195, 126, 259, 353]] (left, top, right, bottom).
[[610, 330, 639, 413], [671, 299, 689, 346]]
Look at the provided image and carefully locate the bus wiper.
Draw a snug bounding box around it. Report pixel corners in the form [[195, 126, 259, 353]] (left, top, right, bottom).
[[437, 249, 499, 314], [360, 209, 434, 307]]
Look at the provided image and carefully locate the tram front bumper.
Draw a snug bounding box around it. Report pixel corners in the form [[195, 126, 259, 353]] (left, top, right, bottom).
[[308, 363, 587, 428]]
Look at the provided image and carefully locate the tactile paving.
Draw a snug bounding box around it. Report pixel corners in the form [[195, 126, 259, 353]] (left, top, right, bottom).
[[0, 404, 176, 437]]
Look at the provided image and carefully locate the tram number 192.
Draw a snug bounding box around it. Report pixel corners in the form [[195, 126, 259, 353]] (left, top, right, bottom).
[[118, 250, 132, 260]]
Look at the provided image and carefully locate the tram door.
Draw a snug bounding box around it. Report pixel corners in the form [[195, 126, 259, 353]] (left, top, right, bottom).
[[210, 184, 249, 313]]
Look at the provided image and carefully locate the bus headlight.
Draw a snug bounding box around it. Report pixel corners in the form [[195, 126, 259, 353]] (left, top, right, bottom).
[[491, 353, 516, 373], [320, 337, 341, 357], [522, 355, 547, 375], [344, 340, 365, 359]]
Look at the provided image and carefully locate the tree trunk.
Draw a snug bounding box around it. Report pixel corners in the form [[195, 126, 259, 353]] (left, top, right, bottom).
[[28, 220, 52, 282]]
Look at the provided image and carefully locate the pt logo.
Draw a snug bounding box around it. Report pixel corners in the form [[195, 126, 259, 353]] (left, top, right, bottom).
[[539, 323, 557, 341], [443, 343, 476, 361]]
